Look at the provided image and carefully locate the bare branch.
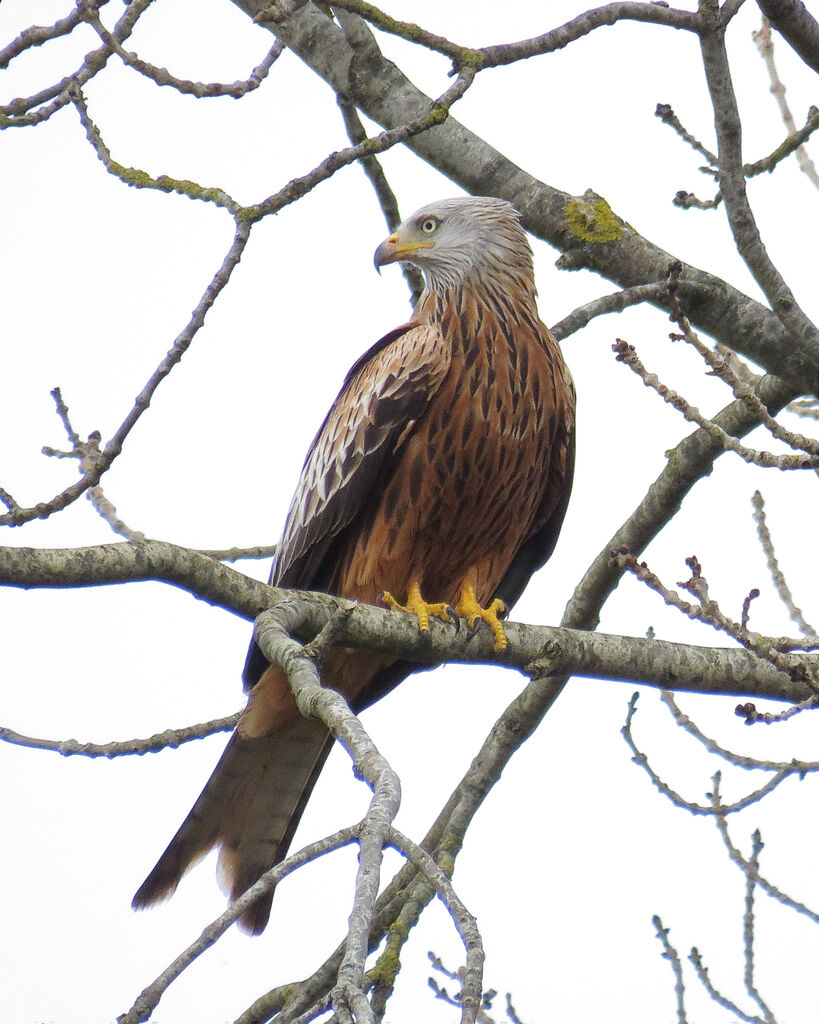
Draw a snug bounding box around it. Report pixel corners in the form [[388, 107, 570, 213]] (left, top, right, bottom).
[[613, 550, 819, 673], [335, 93, 425, 304], [787, 398, 819, 419], [751, 491, 817, 638], [0, 4, 88, 71], [622, 693, 805, 816], [666, 272, 819, 456], [0, 220, 251, 526], [329, 0, 700, 73], [612, 339, 817, 468], [711, 775, 819, 924], [83, 10, 285, 98], [121, 827, 361, 1024], [660, 690, 819, 767], [245, 66, 477, 221], [745, 103, 819, 183], [477, 2, 700, 66], [653, 916, 689, 1024], [689, 946, 769, 1024], [743, 832, 776, 1024], [41, 388, 145, 540], [245, 1, 819, 392], [389, 831, 484, 1024], [550, 280, 719, 341], [327, 0, 480, 65], [655, 102, 718, 166], [0, 540, 812, 702], [656, 97, 819, 185], [255, 601, 481, 1023], [673, 188, 723, 210], [195, 544, 277, 562], [699, 6, 819, 389], [756, 0, 819, 75], [0, 0, 153, 127], [0, 715, 238, 759], [69, 84, 242, 212]]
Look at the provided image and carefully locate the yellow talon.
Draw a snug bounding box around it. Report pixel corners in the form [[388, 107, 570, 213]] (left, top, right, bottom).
[[455, 584, 508, 652], [381, 580, 453, 634]]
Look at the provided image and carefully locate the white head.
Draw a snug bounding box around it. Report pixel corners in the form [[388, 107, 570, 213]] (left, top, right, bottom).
[[373, 196, 534, 294]]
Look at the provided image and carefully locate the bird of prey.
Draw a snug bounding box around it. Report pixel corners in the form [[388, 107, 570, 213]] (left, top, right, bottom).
[[133, 196, 576, 934]]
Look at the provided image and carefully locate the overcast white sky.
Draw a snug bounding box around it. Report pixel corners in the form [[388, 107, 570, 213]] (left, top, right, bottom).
[[2, 1, 818, 1022]]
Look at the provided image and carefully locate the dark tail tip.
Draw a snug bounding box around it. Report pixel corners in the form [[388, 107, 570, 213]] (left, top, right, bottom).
[[237, 890, 275, 935]]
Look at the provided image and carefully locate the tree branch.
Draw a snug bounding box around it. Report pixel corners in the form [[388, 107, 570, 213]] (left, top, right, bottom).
[[0, 540, 810, 702], [229, 0, 818, 394], [1, 0, 152, 126], [756, 0, 819, 74], [699, 3, 819, 389]]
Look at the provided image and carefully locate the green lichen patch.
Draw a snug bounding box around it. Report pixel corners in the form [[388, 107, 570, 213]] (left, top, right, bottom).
[[565, 195, 624, 243]]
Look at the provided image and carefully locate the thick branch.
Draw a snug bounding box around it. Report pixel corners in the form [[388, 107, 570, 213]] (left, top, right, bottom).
[[230, 0, 817, 395], [0, 541, 810, 702], [699, 5, 819, 387], [756, 0, 819, 73]]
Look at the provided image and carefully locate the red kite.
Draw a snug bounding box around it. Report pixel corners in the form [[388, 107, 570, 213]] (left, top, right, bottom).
[[133, 196, 576, 933]]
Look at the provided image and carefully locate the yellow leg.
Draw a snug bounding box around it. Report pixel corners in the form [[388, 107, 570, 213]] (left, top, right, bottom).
[[455, 583, 508, 652], [380, 580, 453, 634]]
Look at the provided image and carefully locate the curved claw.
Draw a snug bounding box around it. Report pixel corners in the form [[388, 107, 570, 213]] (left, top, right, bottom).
[[455, 586, 509, 652]]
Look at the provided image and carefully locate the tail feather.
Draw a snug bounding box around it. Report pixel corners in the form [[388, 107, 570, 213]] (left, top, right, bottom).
[[134, 650, 396, 934], [132, 716, 333, 934]]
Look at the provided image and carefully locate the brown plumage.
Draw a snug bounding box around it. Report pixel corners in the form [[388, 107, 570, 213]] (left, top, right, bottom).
[[132, 196, 576, 934]]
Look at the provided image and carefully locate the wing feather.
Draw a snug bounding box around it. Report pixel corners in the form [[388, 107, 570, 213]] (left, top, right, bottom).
[[274, 322, 450, 589], [242, 321, 450, 690]]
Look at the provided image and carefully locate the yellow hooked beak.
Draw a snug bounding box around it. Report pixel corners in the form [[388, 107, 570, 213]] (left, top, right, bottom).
[[373, 232, 433, 272]]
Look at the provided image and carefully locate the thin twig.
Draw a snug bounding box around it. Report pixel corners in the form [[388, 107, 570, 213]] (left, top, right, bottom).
[[742, 831, 776, 1024], [656, 102, 719, 166], [660, 690, 819, 769], [0, 715, 239, 758], [549, 280, 719, 342], [753, 17, 819, 188], [666, 273, 819, 458], [711, 775, 819, 926], [787, 398, 819, 420], [0, 220, 252, 526], [622, 694, 803, 816], [751, 491, 817, 638], [653, 916, 688, 1024], [0, 4, 88, 70], [335, 93, 424, 305], [0, 0, 154, 126], [70, 84, 242, 212], [329, 0, 700, 71], [42, 388, 145, 540], [689, 946, 768, 1024], [612, 339, 818, 469], [121, 828, 361, 1024], [699, 6, 819, 389], [83, 11, 285, 98]]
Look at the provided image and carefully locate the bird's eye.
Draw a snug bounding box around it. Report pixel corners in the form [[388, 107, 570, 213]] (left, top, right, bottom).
[[420, 217, 439, 234]]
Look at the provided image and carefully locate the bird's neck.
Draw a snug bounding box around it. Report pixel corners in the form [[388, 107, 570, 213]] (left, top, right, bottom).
[[415, 277, 541, 343]]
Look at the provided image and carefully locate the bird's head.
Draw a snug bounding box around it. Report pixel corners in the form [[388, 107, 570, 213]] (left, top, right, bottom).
[[373, 196, 533, 294]]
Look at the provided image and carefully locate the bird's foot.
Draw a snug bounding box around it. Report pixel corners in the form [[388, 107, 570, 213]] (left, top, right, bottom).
[[380, 581, 454, 635], [455, 585, 508, 652]]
